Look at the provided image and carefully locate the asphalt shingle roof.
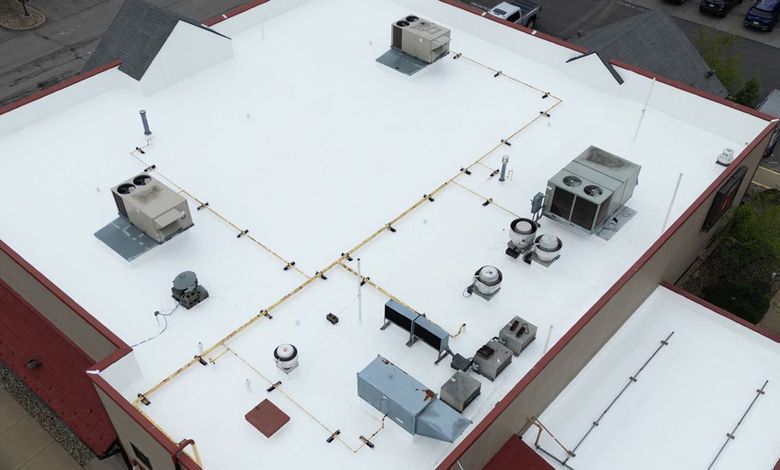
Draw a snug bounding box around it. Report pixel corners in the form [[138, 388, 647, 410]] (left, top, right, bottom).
[[572, 10, 728, 98], [758, 89, 780, 117], [83, 0, 226, 80]]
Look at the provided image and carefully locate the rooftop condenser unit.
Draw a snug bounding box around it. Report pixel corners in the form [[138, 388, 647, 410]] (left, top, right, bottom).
[[111, 174, 194, 244], [391, 15, 450, 64], [543, 146, 640, 234]]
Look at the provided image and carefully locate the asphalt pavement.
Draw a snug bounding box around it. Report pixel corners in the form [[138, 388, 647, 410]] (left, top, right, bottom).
[[0, 0, 248, 107]]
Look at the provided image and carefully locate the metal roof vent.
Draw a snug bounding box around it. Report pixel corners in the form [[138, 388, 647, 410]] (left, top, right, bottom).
[[716, 148, 735, 166], [543, 146, 640, 235], [111, 173, 194, 244], [465, 266, 502, 300], [171, 271, 209, 309]]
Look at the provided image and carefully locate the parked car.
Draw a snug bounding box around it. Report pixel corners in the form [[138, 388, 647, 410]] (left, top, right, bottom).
[[743, 0, 780, 31], [700, 0, 743, 16], [487, 1, 541, 29]]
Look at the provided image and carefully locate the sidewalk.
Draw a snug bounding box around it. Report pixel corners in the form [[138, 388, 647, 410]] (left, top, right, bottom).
[[0, 386, 125, 470]]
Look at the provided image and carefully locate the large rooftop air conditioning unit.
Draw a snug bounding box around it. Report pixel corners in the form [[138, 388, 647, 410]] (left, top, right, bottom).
[[391, 15, 450, 64], [111, 174, 194, 244], [543, 146, 640, 234]]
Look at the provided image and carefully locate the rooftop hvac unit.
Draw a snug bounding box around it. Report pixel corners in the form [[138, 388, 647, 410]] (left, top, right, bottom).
[[543, 146, 640, 234], [111, 174, 194, 243], [391, 15, 451, 64]]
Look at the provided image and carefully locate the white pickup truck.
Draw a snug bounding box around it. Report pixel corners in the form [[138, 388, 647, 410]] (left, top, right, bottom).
[[487, 1, 542, 29]]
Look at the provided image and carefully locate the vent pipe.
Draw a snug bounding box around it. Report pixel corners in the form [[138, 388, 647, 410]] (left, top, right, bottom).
[[139, 110, 152, 136]]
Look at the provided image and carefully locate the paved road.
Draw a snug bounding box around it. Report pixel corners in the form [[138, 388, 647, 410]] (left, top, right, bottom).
[[0, 0, 247, 107]]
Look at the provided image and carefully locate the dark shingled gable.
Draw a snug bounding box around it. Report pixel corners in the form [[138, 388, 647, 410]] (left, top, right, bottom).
[[83, 0, 228, 81], [572, 10, 728, 98]]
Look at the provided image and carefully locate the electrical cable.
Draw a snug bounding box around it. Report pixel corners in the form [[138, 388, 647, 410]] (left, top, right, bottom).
[[130, 302, 180, 347]]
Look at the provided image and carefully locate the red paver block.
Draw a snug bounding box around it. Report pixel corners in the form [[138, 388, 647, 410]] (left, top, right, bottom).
[[245, 399, 289, 437]]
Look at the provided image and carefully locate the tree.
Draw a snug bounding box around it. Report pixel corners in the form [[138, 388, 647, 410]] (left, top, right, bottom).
[[699, 190, 780, 323], [696, 30, 742, 95], [734, 77, 761, 108], [695, 29, 762, 107]]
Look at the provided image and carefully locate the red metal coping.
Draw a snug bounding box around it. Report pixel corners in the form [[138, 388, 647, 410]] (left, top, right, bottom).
[[0, 60, 121, 117], [438, 121, 778, 469], [203, 0, 269, 26], [660, 281, 780, 343], [439, 0, 774, 123], [611, 59, 776, 122]]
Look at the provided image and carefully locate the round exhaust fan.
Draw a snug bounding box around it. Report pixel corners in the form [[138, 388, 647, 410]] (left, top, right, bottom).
[[133, 174, 151, 185], [405, 15, 419, 22], [563, 176, 582, 187], [584, 185, 603, 196], [396, 20, 409, 27], [117, 183, 136, 194]]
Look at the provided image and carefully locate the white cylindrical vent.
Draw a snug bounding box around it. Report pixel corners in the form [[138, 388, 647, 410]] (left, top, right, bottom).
[[274, 344, 299, 373], [474, 265, 502, 296], [509, 218, 537, 249], [717, 148, 734, 166], [535, 235, 562, 262]]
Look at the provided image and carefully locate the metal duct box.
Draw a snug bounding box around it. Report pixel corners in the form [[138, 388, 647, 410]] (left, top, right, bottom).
[[498, 316, 537, 356], [111, 174, 193, 244], [544, 146, 640, 233], [391, 15, 450, 64], [472, 339, 513, 381], [440, 371, 481, 413], [357, 356, 470, 442]]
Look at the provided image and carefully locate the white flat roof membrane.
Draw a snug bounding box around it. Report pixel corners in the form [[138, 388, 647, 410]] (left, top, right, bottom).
[[0, 0, 771, 468], [527, 286, 780, 470]]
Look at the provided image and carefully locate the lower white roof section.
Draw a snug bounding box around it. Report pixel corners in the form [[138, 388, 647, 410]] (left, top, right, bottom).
[[526, 286, 780, 470]]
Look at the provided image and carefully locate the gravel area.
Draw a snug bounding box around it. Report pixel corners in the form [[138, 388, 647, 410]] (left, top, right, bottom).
[[0, 362, 96, 466], [0, 0, 46, 30]]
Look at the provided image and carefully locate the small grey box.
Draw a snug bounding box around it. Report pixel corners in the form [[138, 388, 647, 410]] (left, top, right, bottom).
[[440, 371, 481, 413], [472, 339, 513, 381], [499, 316, 537, 356]]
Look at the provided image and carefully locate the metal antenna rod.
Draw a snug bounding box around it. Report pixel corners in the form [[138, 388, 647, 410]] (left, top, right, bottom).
[[662, 173, 683, 232], [633, 78, 656, 142], [357, 258, 363, 325], [707, 380, 768, 470]]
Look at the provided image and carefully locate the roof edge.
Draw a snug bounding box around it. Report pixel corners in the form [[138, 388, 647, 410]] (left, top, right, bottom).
[[203, 0, 270, 27], [611, 59, 775, 122], [0, 59, 121, 117], [0, 239, 128, 351], [438, 0, 772, 122], [659, 281, 780, 343], [438, 120, 779, 469]]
